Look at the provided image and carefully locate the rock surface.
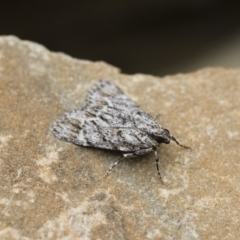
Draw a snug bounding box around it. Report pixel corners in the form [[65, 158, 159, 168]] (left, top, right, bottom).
[[0, 36, 239, 239]]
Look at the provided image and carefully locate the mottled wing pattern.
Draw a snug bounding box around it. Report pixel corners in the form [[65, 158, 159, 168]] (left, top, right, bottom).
[[51, 80, 155, 152]]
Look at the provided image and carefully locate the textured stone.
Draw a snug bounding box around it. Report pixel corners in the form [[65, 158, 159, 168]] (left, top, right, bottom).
[[0, 36, 239, 239]]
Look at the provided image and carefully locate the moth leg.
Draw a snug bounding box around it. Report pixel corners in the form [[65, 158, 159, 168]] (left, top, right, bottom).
[[104, 148, 153, 178], [124, 148, 163, 184], [104, 157, 125, 178], [123, 148, 153, 158], [154, 150, 163, 184]]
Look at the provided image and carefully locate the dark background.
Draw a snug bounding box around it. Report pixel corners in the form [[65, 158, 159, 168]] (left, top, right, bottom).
[[1, 0, 240, 76]]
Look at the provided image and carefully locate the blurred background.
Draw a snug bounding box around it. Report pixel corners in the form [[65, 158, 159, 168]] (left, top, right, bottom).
[[1, 0, 240, 76]]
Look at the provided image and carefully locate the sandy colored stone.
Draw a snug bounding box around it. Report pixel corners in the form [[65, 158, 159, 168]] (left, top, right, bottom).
[[0, 36, 239, 239]]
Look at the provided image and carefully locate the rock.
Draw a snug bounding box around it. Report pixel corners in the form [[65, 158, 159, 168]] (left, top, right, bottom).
[[0, 36, 239, 239]]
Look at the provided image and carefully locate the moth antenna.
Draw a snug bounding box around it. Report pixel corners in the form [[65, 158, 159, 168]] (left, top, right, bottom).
[[170, 136, 191, 150], [103, 157, 125, 178]]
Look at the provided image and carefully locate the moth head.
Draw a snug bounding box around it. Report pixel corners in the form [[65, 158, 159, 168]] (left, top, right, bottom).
[[154, 128, 171, 144]]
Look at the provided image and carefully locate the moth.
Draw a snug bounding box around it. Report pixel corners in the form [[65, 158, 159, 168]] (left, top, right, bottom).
[[52, 80, 190, 183]]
